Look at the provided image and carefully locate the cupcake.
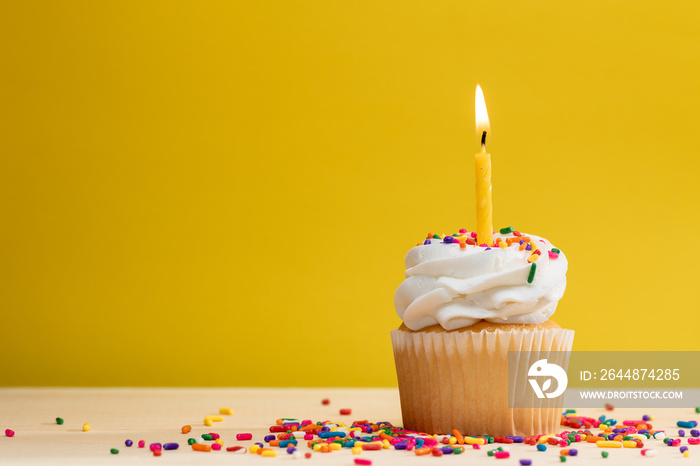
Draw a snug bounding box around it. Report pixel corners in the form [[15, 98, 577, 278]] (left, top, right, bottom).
[[391, 229, 574, 436]]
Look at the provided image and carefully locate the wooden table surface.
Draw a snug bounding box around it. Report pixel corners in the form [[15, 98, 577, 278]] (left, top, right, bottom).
[[0, 388, 696, 465]]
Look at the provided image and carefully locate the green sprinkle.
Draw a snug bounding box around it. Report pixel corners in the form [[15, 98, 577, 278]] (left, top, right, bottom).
[[527, 263, 537, 283], [201, 434, 213, 440], [560, 455, 567, 462], [110, 449, 119, 454], [56, 417, 64, 425], [452, 233, 459, 237], [187, 438, 196, 445], [486, 436, 494, 443], [601, 451, 609, 458], [488, 450, 495, 457], [432, 234, 441, 239], [454, 447, 463, 454], [499, 226, 514, 234], [551, 248, 560, 254], [696, 407, 700, 413]]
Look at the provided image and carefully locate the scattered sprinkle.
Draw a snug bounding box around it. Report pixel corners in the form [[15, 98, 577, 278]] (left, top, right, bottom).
[[55, 417, 63, 425]]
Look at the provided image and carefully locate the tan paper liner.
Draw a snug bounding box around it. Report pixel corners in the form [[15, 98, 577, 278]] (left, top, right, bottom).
[[391, 326, 574, 436]]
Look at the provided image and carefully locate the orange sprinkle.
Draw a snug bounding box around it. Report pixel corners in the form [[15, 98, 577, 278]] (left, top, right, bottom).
[[415, 447, 432, 456], [452, 429, 465, 445], [181, 425, 192, 434], [192, 443, 211, 452]]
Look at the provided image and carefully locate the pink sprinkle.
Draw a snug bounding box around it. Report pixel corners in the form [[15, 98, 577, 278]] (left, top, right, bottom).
[[459, 229, 467, 234], [304, 434, 313, 440], [473, 444, 481, 449], [354, 459, 372, 465], [471, 232, 477, 239], [236, 433, 252, 441], [5, 429, 15, 437], [495, 451, 510, 459], [479, 243, 488, 247], [209, 433, 220, 440], [548, 251, 559, 259], [559, 440, 568, 447], [138, 440, 145, 448], [212, 443, 222, 451]]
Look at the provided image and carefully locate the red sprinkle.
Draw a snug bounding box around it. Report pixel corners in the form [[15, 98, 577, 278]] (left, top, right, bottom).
[[227, 446, 246, 452], [305, 452, 312, 458], [322, 399, 330, 405], [340, 409, 352, 415], [153, 449, 161, 456], [432, 448, 443, 457], [5, 429, 15, 437], [605, 404, 615, 411]]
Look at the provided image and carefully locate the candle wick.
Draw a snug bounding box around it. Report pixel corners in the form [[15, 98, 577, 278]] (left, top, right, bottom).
[[481, 131, 487, 152]]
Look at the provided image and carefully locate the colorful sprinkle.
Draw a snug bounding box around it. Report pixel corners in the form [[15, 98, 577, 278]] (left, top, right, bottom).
[[500, 226, 514, 234], [527, 263, 537, 283]]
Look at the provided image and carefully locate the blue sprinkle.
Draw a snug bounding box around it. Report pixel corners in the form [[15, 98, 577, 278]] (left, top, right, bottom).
[[537, 444, 547, 452]]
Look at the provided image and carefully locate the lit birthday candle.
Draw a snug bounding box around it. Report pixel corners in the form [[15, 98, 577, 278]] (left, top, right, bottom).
[[474, 85, 493, 246]]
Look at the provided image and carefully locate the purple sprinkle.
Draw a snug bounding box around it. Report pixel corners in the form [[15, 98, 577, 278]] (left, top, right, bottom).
[[485, 247, 491, 250], [163, 443, 179, 451], [423, 239, 431, 245], [444, 236, 455, 244], [642, 415, 651, 421], [264, 435, 275, 442], [255, 442, 263, 448], [520, 460, 532, 466], [681, 446, 689, 453], [691, 429, 700, 437], [507, 436, 524, 443], [394, 442, 407, 450], [125, 439, 133, 447], [321, 426, 330, 432], [287, 447, 297, 454], [679, 430, 686, 437], [525, 244, 532, 251], [569, 449, 578, 456], [607, 434, 616, 440], [441, 446, 453, 454]]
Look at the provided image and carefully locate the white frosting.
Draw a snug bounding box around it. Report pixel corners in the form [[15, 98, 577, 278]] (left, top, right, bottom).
[[394, 232, 567, 330]]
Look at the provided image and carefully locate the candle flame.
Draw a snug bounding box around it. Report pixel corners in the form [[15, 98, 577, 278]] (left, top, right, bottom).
[[475, 85, 490, 148]]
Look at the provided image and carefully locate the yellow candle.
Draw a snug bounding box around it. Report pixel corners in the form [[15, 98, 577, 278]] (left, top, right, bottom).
[[474, 85, 493, 246]]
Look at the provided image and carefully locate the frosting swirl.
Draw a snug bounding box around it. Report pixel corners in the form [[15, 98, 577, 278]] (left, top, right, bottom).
[[394, 231, 567, 330]]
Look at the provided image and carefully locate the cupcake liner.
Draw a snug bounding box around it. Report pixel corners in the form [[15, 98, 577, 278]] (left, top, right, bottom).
[[391, 326, 574, 436]]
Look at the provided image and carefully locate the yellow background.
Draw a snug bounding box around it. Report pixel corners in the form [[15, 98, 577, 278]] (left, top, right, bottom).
[[2, 1, 699, 387]]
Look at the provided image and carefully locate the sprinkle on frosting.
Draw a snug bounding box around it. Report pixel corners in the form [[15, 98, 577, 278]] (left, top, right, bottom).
[[420, 227, 560, 277]]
